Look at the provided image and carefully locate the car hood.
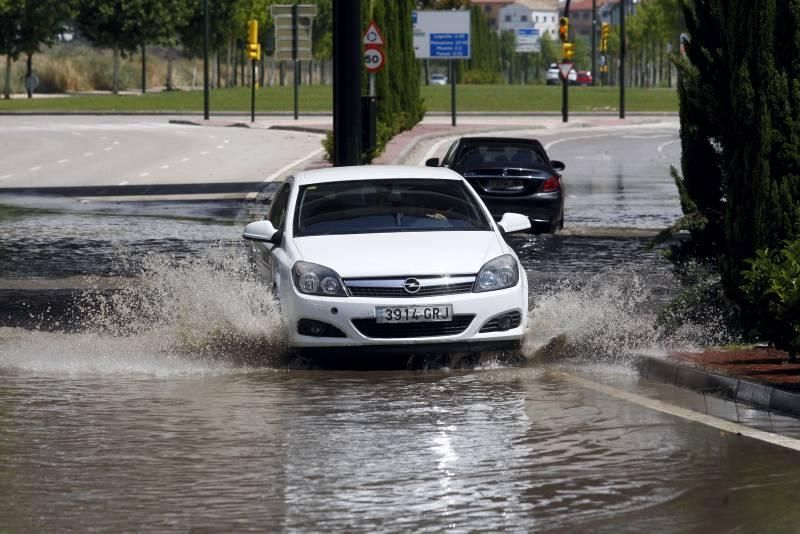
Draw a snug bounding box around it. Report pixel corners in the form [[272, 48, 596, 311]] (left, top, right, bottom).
[[292, 231, 504, 278]]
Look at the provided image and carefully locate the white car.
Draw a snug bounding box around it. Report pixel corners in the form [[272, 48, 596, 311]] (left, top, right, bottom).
[[430, 73, 448, 85], [546, 63, 577, 85], [243, 165, 530, 354]]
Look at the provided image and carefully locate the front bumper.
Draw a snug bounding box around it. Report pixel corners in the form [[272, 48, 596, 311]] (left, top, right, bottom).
[[282, 283, 528, 350]]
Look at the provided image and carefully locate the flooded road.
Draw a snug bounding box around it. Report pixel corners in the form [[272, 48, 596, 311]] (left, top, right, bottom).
[[2, 124, 800, 531]]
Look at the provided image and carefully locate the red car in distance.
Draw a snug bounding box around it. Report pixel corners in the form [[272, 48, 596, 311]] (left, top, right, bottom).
[[576, 70, 593, 86]]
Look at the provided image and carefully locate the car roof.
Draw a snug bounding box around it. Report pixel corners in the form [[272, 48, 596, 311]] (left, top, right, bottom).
[[294, 165, 464, 186], [458, 136, 545, 148]]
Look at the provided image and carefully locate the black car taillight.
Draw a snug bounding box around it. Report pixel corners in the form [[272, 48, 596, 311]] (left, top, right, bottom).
[[542, 175, 560, 192]]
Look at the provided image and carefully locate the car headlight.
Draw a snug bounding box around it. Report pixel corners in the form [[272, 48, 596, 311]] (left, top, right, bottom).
[[473, 254, 520, 292], [292, 261, 348, 297]]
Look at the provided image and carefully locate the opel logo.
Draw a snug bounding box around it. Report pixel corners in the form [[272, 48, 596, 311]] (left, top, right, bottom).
[[403, 278, 421, 294]]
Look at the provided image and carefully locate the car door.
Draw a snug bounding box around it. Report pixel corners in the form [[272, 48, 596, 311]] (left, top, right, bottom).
[[253, 182, 291, 289]]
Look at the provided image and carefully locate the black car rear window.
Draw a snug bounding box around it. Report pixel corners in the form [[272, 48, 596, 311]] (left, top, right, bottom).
[[454, 144, 546, 170]]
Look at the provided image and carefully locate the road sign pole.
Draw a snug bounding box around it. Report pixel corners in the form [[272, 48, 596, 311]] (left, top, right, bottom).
[[292, 4, 299, 121], [591, 0, 596, 86], [562, 77, 568, 123], [620, 0, 626, 119], [369, 73, 375, 97], [332, 0, 361, 166], [203, 0, 209, 120], [450, 59, 456, 127], [251, 59, 256, 123]]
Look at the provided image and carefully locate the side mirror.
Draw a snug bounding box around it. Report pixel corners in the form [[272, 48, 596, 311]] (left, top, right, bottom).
[[425, 157, 440, 167], [551, 160, 565, 172], [497, 213, 531, 234], [243, 220, 282, 245]]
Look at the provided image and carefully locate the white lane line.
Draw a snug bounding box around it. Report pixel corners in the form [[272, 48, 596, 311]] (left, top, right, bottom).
[[29, 166, 41, 171], [104, 147, 113, 151], [262, 148, 325, 184], [118, 181, 129, 186], [0, 174, 12, 180], [216, 145, 225, 149], [559, 371, 800, 453], [657, 139, 680, 153], [57, 159, 69, 164], [418, 135, 458, 166], [113, 141, 120, 145], [545, 134, 610, 151], [180, 157, 190, 163], [83, 152, 94, 157], [160, 164, 170, 170], [139, 172, 150, 178], [224, 139, 230, 144], [622, 134, 673, 140], [208, 135, 217, 139], [200, 151, 209, 155]]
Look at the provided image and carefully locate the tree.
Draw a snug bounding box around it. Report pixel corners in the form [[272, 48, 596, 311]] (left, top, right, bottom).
[[1, 0, 74, 98]]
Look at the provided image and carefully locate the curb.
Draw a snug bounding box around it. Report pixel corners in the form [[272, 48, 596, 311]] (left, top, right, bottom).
[[636, 355, 800, 418], [0, 111, 679, 117]]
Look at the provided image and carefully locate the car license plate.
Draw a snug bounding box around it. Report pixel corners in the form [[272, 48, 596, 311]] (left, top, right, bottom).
[[376, 305, 453, 323], [487, 179, 524, 190]]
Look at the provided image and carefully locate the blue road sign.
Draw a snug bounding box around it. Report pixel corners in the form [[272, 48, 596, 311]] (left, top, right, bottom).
[[430, 33, 470, 58]]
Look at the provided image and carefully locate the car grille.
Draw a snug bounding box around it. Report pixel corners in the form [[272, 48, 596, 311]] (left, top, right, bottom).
[[351, 315, 475, 339], [480, 311, 523, 333], [344, 276, 475, 298]]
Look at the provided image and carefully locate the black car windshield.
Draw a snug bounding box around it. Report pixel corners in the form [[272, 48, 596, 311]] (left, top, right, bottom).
[[454, 144, 547, 170], [293, 179, 492, 236]]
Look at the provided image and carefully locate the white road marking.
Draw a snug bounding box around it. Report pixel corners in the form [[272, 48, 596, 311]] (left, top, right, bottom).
[[545, 134, 610, 151], [261, 148, 325, 184], [118, 181, 129, 185], [113, 141, 120, 145], [200, 151, 209, 155], [139, 172, 150, 178], [83, 152, 94, 157], [224, 139, 230, 144], [621, 134, 673, 140], [657, 139, 680, 153], [418, 135, 458, 166], [104, 147, 113, 151], [180, 157, 190, 163], [160, 164, 170, 169], [100, 136, 109, 140], [57, 159, 69, 164], [574, 154, 612, 161], [216, 145, 225, 149], [29, 166, 41, 171], [0, 174, 12, 180], [208, 135, 217, 139], [559, 371, 800, 453]]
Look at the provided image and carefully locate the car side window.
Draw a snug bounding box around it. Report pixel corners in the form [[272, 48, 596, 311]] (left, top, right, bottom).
[[267, 183, 291, 230]]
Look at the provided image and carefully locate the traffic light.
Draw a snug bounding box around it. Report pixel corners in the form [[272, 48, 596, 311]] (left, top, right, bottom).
[[247, 43, 261, 60], [559, 17, 569, 43], [247, 19, 260, 60], [563, 42, 575, 61], [600, 22, 610, 52]]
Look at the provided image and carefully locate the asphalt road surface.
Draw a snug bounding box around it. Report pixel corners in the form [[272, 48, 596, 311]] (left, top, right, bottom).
[[0, 116, 324, 188]]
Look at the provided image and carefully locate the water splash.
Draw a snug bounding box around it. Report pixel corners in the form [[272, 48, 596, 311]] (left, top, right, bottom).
[[0, 246, 286, 375], [523, 266, 733, 363]]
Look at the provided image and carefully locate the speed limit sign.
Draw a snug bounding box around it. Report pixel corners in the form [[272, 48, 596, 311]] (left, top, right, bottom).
[[364, 47, 385, 73]]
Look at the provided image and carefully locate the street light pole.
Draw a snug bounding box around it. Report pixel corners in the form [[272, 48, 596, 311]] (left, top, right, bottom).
[[203, 0, 210, 120]]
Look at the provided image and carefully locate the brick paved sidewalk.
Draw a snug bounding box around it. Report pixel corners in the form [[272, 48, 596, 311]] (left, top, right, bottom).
[[669, 348, 800, 393]]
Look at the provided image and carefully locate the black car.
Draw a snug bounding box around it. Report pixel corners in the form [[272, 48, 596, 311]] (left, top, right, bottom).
[[426, 137, 565, 233]]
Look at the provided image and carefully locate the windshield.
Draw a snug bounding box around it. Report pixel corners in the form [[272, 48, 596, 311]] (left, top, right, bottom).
[[454, 144, 547, 170], [293, 179, 492, 236]]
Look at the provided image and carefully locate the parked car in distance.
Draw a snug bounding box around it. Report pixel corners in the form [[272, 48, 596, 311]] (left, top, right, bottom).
[[243, 165, 530, 354], [546, 63, 577, 85], [430, 73, 448, 85], [576, 70, 593, 86], [426, 137, 565, 233]]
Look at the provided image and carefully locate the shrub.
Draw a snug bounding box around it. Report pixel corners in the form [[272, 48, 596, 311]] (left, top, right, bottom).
[[741, 238, 800, 358]]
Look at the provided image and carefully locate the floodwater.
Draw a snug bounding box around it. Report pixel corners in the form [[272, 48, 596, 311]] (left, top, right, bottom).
[[2, 197, 800, 531]]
